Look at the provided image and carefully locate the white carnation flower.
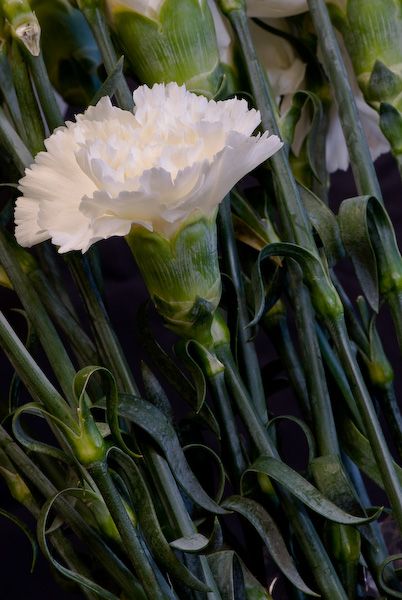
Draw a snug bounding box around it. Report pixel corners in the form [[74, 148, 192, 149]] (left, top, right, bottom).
[[15, 82, 282, 253]]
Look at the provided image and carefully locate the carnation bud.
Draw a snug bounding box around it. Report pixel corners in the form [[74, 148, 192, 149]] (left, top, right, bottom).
[[105, 0, 228, 98], [126, 216, 222, 345], [0, 0, 41, 55]]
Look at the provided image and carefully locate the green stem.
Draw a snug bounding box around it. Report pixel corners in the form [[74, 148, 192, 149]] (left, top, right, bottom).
[[316, 324, 363, 429], [143, 447, 222, 600], [219, 195, 267, 424], [216, 343, 348, 600], [306, 0, 382, 200], [0, 426, 140, 599], [228, 9, 316, 250], [29, 269, 99, 367], [80, 6, 133, 112], [387, 291, 402, 354], [67, 253, 138, 396], [0, 104, 32, 173], [329, 317, 402, 532], [228, 8, 342, 459], [0, 41, 27, 140], [379, 385, 402, 463], [264, 314, 311, 421], [0, 310, 75, 426], [25, 52, 63, 131], [88, 461, 164, 600], [288, 266, 340, 457], [0, 230, 77, 405], [342, 453, 400, 593], [9, 38, 44, 155], [208, 370, 246, 485]]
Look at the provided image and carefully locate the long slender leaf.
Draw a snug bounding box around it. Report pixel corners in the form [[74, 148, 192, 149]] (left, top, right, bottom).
[[242, 456, 381, 524], [113, 394, 226, 515], [109, 447, 210, 593], [222, 496, 318, 596]]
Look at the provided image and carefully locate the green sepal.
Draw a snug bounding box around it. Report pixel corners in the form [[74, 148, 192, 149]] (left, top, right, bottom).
[[379, 102, 402, 156], [111, 0, 224, 98], [127, 217, 221, 343]]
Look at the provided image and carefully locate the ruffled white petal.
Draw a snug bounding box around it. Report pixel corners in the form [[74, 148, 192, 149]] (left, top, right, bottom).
[[15, 82, 283, 251]]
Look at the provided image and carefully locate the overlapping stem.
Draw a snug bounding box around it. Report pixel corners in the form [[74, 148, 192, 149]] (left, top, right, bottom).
[[219, 195, 267, 424], [306, 0, 382, 200], [215, 342, 348, 600]]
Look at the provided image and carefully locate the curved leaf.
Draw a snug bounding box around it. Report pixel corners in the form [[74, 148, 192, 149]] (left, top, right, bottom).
[[37, 488, 122, 600], [379, 554, 402, 598], [137, 302, 220, 436], [183, 443, 226, 504], [222, 496, 318, 596], [242, 456, 381, 525], [109, 447, 210, 593], [250, 242, 323, 327], [174, 341, 206, 413], [338, 415, 402, 490], [170, 517, 223, 554], [116, 393, 226, 515], [338, 195, 402, 312], [298, 184, 344, 265], [12, 402, 75, 464], [207, 550, 246, 600], [0, 507, 37, 572], [74, 365, 141, 459], [266, 416, 316, 466]]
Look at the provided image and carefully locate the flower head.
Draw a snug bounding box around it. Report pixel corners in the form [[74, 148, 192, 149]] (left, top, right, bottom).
[[15, 82, 282, 253]]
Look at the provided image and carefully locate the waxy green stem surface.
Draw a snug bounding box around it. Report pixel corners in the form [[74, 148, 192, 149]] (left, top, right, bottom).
[[306, 0, 382, 201], [216, 343, 348, 600], [219, 195, 267, 424], [80, 5, 133, 112], [88, 461, 164, 599], [328, 318, 402, 532]]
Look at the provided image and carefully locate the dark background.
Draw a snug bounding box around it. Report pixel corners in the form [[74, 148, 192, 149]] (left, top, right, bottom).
[[0, 154, 401, 598]]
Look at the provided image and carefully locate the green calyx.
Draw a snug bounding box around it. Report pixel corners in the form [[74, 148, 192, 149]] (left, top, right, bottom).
[[336, 0, 402, 102], [126, 216, 222, 344], [109, 0, 224, 98]]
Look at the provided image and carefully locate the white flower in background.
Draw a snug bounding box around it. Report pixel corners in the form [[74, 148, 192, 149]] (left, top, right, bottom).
[[249, 19, 389, 171], [15, 82, 282, 253], [246, 0, 345, 18]]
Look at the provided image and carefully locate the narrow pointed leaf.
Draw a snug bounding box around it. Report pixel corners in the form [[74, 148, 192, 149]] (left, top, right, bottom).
[[222, 496, 318, 597], [0, 507, 37, 572], [109, 447, 211, 593], [37, 489, 123, 600], [89, 56, 125, 106], [242, 456, 381, 524], [115, 393, 227, 515]]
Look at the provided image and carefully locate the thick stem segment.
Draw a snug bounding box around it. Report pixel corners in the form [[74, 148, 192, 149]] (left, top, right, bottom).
[[306, 0, 382, 200], [79, 5, 133, 112], [88, 461, 164, 599], [219, 195, 267, 424], [215, 343, 348, 600], [329, 317, 402, 532]]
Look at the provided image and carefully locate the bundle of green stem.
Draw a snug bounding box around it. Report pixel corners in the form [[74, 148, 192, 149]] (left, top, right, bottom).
[[0, 0, 402, 598]]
